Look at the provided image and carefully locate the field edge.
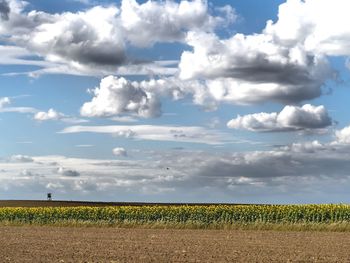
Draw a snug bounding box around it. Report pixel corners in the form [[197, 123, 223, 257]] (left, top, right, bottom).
[[2, 220, 350, 232]]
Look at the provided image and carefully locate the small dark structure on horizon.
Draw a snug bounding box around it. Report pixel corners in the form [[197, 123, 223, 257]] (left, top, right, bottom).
[[47, 193, 52, 201]]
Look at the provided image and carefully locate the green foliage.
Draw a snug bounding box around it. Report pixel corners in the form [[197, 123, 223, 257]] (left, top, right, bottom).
[[1, 204, 350, 226]]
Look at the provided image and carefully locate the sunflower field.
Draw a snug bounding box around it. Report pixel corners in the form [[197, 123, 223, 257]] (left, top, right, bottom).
[[0, 204, 350, 226]]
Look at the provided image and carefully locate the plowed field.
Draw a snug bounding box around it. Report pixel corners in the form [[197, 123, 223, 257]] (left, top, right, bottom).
[[1, 226, 349, 262]]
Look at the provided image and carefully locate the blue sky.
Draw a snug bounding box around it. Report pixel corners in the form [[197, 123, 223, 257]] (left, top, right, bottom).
[[1, 0, 350, 203]]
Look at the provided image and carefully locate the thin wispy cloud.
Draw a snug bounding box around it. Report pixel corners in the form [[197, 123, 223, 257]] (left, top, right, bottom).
[[60, 124, 238, 145]]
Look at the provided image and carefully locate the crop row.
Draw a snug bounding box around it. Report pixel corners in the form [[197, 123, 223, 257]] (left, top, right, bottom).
[[0, 204, 350, 225]]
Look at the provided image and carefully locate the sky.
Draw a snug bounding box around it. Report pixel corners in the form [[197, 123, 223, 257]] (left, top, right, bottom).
[[1, 0, 350, 203]]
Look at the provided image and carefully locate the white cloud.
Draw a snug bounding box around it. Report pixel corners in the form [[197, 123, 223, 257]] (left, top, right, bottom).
[[228, 112, 280, 132], [172, 0, 350, 107], [265, 0, 350, 57], [4, 59, 179, 78], [34, 108, 88, 124], [1, 138, 350, 201], [56, 167, 80, 177], [120, 0, 236, 47], [19, 169, 35, 177], [0, 99, 87, 123], [2, 0, 350, 203], [110, 116, 139, 123], [0, 154, 185, 198], [227, 104, 332, 132], [281, 140, 327, 153], [0, 45, 54, 68], [276, 104, 332, 129], [75, 144, 94, 148], [10, 154, 34, 163], [179, 31, 332, 104], [60, 117, 89, 124], [0, 2, 144, 76], [0, 0, 54, 36], [4, 126, 350, 202], [80, 75, 337, 129], [0, 98, 87, 125], [2, 0, 350, 85], [81, 76, 161, 118], [34, 109, 64, 121], [80, 76, 225, 116], [0, 97, 10, 108], [335, 126, 350, 144], [0, 96, 37, 114], [113, 147, 128, 157], [83, 73, 329, 115], [0, 0, 232, 77], [0, 106, 37, 113], [59, 124, 236, 145], [18, 6, 125, 68]]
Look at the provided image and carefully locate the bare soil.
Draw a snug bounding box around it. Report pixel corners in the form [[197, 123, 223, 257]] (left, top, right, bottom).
[[1, 226, 349, 262]]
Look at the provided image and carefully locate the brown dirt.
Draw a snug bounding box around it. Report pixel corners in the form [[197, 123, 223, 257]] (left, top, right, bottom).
[[0, 226, 349, 262]]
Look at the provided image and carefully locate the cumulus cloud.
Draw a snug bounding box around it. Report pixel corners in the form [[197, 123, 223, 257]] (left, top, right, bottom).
[[178, 0, 350, 106], [227, 104, 332, 132], [34, 109, 64, 121], [0, 98, 88, 124], [179, 31, 332, 104], [276, 104, 332, 129], [0, 0, 233, 76], [335, 126, 350, 144], [0, 3, 130, 76], [4, 0, 350, 203], [265, 0, 350, 57], [1, 0, 350, 90], [120, 0, 236, 47], [34, 108, 88, 124], [113, 147, 128, 157], [0, 0, 53, 36], [138, 77, 208, 105], [81, 76, 161, 118], [79, 76, 227, 116], [0, 99, 86, 123], [75, 0, 350, 111], [173, 0, 350, 106], [8, 5, 126, 68]]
